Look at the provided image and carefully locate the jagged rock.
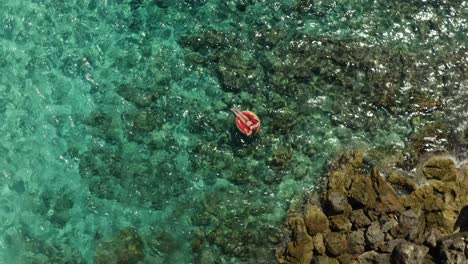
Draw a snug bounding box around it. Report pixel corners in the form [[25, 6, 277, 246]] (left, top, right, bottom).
[[313, 233, 326, 255], [348, 175, 377, 209], [324, 232, 348, 257], [436, 232, 468, 264], [422, 156, 457, 181], [337, 253, 358, 264], [381, 239, 407, 253], [311, 255, 340, 264], [350, 209, 371, 229], [370, 168, 404, 214], [357, 251, 390, 264], [381, 218, 398, 233], [365, 221, 385, 249], [327, 150, 365, 193], [423, 229, 442, 249], [329, 214, 352, 232], [303, 205, 329, 236], [388, 170, 418, 192], [95, 228, 144, 264], [390, 240, 429, 264], [281, 216, 314, 264], [348, 230, 365, 254], [325, 191, 350, 215], [391, 209, 423, 242]]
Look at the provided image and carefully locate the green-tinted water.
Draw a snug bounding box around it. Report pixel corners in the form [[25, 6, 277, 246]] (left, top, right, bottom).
[[0, 0, 466, 263]]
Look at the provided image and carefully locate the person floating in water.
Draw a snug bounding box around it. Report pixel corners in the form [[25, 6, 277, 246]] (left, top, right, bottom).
[[231, 107, 260, 136]]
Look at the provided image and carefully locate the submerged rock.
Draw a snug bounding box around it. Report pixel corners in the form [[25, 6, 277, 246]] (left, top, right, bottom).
[[95, 228, 144, 264]]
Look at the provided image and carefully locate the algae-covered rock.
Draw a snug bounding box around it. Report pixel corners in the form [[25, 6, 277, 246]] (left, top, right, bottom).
[[388, 170, 418, 192], [422, 156, 457, 181], [280, 216, 314, 264], [95, 228, 144, 264], [270, 145, 294, 168], [312, 233, 326, 255], [303, 205, 329, 236], [311, 255, 340, 264], [117, 85, 157, 108], [348, 175, 376, 209], [326, 150, 365, 193], [324, 232, 348, 257], [216, 51, 265, 93], [325, 191, 350, 215], [329, 214, 352, 232], [370, 168, 404, 214]]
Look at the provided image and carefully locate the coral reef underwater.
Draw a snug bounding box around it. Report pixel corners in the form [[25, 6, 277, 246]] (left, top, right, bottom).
[[0, 0, 466, 263]]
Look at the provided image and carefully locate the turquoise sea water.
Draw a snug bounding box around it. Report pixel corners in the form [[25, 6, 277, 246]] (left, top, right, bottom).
[[0, 0, 466, 263]]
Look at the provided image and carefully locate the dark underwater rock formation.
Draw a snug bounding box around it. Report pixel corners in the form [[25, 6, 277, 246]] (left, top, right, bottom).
[[95, 228, 144, 264], [277, 150, 468, 264]]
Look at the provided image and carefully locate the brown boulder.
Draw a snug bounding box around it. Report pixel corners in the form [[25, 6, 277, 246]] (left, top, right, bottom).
[[313, 233, 326, 255], [365, 221, 385, 249], [311, 255, 340, 264], [422, 156, 457, 181], [371, 168, 404, 213], [327, 150, 365, 193], [324, 232, 348, 257], [348, 230, 365, 254], [357, 251, 390, 264], [281, 216, 314, 264], [325, 191, 351, 215], [329, 214, 352, 232], [391, 209, 424, 242], [350, 209, 371, 229], [348, 175, 377, 209], [304, 205, 329, 235]]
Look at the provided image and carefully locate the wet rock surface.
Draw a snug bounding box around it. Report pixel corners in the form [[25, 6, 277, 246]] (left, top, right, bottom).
[[278, 150, 468, 264]]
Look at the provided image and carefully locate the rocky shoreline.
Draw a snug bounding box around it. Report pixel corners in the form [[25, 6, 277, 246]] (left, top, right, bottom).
[[277, 150, 468, 264]]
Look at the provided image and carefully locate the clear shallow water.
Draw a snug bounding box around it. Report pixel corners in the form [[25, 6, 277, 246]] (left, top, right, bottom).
[[0, 0, 466, 263]]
